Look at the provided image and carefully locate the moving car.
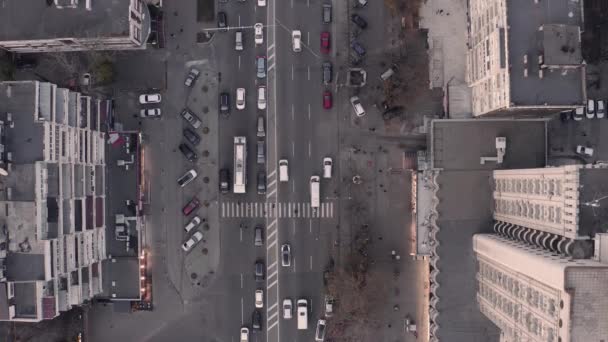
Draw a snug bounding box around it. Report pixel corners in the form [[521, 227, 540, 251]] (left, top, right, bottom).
[[252, 310, 263, 331], [283, 299, 293, 319], [184, 68, 200, 87], [257, 85, 267, 110], [181, 231, 203, 252], [182, 197, 201, 216], [323, 91, 332, 109], [240, 327, 249, 342], [184, 216, 201, 232], [292, 30, 302, 52], [320, 32, 330, 54], [586, 99, 595, 119], [254, 23, 264, 45], [279, 159, 289, 182], [217, 11, 228, 31], [322, 61, 332, 84], [140, 108, 161, 118], [139, 93, 161, 104], [257, 140, 265, 164], [351, 14, 368, 29], [236, 88, 246, 110], [350, 96, 366, 116], [576, 145, 594, 157], [255, 260, 265, 282], [177, 169, 198, 187], [220, 92, 230, 116], [235, 30, 243, 51], [219, 168, 231, 193], [297, 299, 308, 330], [572, 107, 584, 121], [254, 225, 264, 246], [257, 116, 266, 137], [281, 244, 291, 267], [315, 319, 327, 341], [323, 157, 333, 178], [179, 143, 197, 162], [255, 289, 264, 308], [257, 0, 266, 7], [257, 171, 267, 194], [256, 56, 267, 78], [183, 128, 201, 145], [322, 3, 332, 24], [180, 108, 202, 128]]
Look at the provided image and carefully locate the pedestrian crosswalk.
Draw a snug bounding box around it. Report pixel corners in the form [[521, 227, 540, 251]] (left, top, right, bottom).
[[220, 201, 334, 218]]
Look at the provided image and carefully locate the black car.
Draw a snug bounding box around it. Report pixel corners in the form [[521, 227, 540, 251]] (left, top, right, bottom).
[[219, 168, 230, 193], [351, 14, 368, 29], [351, 41, 366, 57], [219, 92, 230, 116], [183, 129, 201, 145], [257, 171, 266, 195], [217, 12, 228, 31], [322, 62, 332, 84], [178, 143, 197, 162], [255, 260, 265, 282], [252, 309, 263, 331]]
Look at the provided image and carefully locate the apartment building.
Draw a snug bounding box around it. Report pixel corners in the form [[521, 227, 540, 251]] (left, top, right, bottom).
[[0, 0, 150, 53], [466, 0, 585, 116], [0, 81, 107, 322], [474, 233, 608, 342]]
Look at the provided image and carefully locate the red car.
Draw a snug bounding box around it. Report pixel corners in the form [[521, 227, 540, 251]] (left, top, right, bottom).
[[323, 91, 332, 109], [182, 197, 201, 216], [320, 32, 330, 54]]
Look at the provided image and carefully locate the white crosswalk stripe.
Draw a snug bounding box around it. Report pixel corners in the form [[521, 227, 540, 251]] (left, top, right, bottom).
[[220, 202, 334, 218]]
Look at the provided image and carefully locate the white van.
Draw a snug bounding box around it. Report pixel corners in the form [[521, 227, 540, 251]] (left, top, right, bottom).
[[297, 299, 308, 330], [235, 31, 243, 51], [292, 30, 302, 52], [310, 176, 320, 208], [323, 157, 332, 179], [279, 159, 289, 182]]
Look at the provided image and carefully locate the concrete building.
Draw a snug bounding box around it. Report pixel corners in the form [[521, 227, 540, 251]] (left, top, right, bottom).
[[466, 0, 585, 116], [493, 165, 608, 258], [0, 0, 150, 53], [0, 81, 107, 322], [474, 233, 608, 342]]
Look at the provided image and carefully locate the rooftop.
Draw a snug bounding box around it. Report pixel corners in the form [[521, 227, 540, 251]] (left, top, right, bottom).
[[0, 0, 131, 41], [507, 0, 585, 107]]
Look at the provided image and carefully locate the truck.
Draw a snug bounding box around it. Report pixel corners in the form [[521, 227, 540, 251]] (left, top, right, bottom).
[[310, 176, 320, 209], [234, 137, 247, 193]]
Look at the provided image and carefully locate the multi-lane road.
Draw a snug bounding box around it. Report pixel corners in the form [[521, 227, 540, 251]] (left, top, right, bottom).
[[214, 0, 342, 341]]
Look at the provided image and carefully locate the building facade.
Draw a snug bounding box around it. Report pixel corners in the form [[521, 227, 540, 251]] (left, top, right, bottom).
[[0, 0, 150, 53], [0, 81, 107, 322], [466, 0, 585, 116], [474, 233, 608, 342]]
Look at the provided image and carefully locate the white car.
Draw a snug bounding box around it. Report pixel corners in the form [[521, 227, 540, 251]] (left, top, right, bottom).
[[240, 327, 249, 342], [257, 0, 266, 7], [257, 85, 266, 110], [323, 157, 332, 179], [292, 30, 302, 52], [236, 88, 246, 110], [255, 289, 264, 308], [350, 96, 366, 117], [586, 99, 595, 119], [139, 93, 161, 104], [576, 145, 594, 157], [181, 231, 203, 252], [254, 23, 264, 45], [282, 299, 293, 319], [140, 108, 161, 118], [184, 216, 201, 232]]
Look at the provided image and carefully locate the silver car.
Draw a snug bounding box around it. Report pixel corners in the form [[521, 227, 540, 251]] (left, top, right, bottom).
[[256, 56, 266, 79]]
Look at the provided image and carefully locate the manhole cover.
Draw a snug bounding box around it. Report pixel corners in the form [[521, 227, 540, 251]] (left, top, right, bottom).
[[202, 150, 210, 157], [203, 200, 210, 207], [202, 106, 209, 113], [202, 248, 208, 255], [202, 127, 209, 134], [203, 224, 210, 231], [202, 86, 208, 93], [191, 273, 198, 279], [203, 176, 209, 183]]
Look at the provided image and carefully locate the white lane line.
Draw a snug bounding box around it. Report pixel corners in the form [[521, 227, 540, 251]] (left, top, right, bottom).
[[240, 228, 243, 242], [267, 239, 277, 250], [291, 64, 294, 80], [268, 169, 277, 179], [238, 15, 241, 27], [290, 0, 293, 8], [222, 203, 225, 217], [309, 220, 312, 233], [268, 43, 275, 51], [308, 103, 311, 120], [307, 66, 310, 80], [267, 228, 277, 240], [266, 188, 277, 199], [307, 31, 310, 46], [268, 178, 277, 189], [294, 257, 297, 272], [268, 261, 278, 270], [241, 273, 244, 289], [291, 141, 295, 157], [241, 297, 244, 325], [308, 141, 311, 157], [292, 181, 295, 193], [268, 53, 276, 62], [307, 0, 310, 6], [268, 219, 277, 229], [268, 279, 278, 288], [268, 320, 279, 331], [268, 302, 278, 312], [268, 62, 275, 72], [268, 310, 279, 323], [291, 104, 295, 121], [238, 55, 241, 69], [292, 221, 296, 235], [310, 255, 313, 270]]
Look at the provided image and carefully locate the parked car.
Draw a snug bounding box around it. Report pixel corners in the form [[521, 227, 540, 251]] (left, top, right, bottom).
[[220, 92, 230, 116], [181, 231, 203, 252], [597, 100, 605, 119], [351, 14, 368, 29], [139, 93, 162, 104], [182, 197, 201, 216], [252, 310, 263, 331], [219, 168, 231, 193], [257, 171, 267, 194], [255, 289, 264, 308], [184, 216, 201, 232], [257, 85, 267, 110], [571, 107, 584, 121], [236, 88, 246, 110], [282, 299, 293, 319], [183, 128, 201, 145], [184, 68, 201, 87], [256, 56, 267, 78], [235, 30, 243, 51], [255, 260, 265, 282], [177, 169, 198, 187], [257, 0, 266, 6], [257, 116, 266, 137], [180, 108, 202, 128], [254, 225, 264, 246], [257, 140, 265, 164], [240, 327, 249, 342], [322, 3, 332, 23], [320, 32, 330, 54], [324, 295, 334, 317], [323, 157, 332, 178], [323, 91, 332, 109], [281, 244, 291, 267], [140, 108, 161, 118], [322, 61, 332, 84], [179, 143, 197, 162], [351, 41, 366, 56], [292, 30, 302, 52], [586, 99, 595, 119], [217, 11, 228, 31], [576, 145, 594, 157], [350, 96, 365, 116], [315, 319, 327, 341], [254, 23, 264, 45]]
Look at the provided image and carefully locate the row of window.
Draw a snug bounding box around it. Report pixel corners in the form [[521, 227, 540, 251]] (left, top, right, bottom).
[[495, 177, 565, 197]]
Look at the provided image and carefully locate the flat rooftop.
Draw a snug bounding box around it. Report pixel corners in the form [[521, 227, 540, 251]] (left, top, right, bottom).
[[507, 0, 584, 106], [0, 0, 130, 41]]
